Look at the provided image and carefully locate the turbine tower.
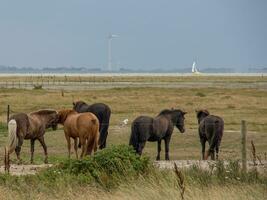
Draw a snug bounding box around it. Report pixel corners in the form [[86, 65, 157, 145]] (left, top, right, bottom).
[[107, 33, 118, 71]]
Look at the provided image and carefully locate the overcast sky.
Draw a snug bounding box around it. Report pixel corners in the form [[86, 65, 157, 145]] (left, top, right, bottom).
[[0, 0, 266, 70]]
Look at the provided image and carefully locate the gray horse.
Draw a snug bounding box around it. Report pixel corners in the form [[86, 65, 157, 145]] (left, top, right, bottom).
[[7, 109, 58, 163], [196, 110, 224, 160]]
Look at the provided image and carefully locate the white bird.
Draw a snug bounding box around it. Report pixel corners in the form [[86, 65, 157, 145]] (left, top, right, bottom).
[[123, 119, 129, 125]]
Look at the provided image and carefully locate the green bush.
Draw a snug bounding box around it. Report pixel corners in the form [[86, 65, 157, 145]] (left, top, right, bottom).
[[0, 145, 151, 194], [57, 145, 151, 188]]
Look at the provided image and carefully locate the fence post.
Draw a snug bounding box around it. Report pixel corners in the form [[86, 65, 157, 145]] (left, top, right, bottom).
[[7, 105, 10, 124], [241, 120, 247, 172]]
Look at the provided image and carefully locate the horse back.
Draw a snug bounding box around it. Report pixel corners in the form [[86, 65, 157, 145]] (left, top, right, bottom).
[[132, 116, 153, 141], [77, 113, 99, 131], [9, 113, 30, 137], [76, 103, 111, 123], [200, 115, 224, 140], [153, 116, 170, 132]]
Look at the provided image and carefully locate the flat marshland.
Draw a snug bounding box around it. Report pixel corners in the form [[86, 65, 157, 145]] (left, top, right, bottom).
[[0, 75, 266, 200]]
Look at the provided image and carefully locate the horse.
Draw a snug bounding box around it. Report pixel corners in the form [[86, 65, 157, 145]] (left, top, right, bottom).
[[57, 109, 100, 159], [196, 109, 224, 160], [129, 109, 186, 160], [73, 101, 111, 149], [6, 109, 58, 164]]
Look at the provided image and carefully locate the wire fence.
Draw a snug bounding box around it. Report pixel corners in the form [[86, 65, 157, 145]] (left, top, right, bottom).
[[1, 80, 267, 90]]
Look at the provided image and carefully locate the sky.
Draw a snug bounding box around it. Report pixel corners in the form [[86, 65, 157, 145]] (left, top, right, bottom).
[[0, 0, 266, 71]]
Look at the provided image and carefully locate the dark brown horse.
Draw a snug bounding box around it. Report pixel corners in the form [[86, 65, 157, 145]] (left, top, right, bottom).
[[57, 109, 99, 159], [196, 110, 224, 160], [73, 101, 111, 149], [129, 109, 186, 160], [7, 109, 58, 163]]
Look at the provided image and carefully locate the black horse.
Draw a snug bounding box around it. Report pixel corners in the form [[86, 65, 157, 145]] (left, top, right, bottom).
[[196, 110, 224, 160], [73, 101, 111, 149], [129, 109, 186, 160]]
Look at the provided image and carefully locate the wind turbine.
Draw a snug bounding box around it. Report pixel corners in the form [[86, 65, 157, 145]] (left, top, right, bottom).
[[107, 34, 118, 71]]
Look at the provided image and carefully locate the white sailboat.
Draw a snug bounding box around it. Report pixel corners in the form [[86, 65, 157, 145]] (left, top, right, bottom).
[[192, 61, 201, 75]]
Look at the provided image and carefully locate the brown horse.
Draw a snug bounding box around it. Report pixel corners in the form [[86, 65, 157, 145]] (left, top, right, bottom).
[[7, 109, 58, 163], [57, 109, 99, 159]]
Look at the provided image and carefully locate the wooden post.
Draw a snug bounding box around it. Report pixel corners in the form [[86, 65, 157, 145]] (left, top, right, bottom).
[[7, 105, 10, 124], [4, 147, 10, 173], [241, 120, 247, 172]]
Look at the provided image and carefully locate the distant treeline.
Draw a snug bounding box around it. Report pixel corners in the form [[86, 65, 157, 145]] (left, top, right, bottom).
[[0, 65, 266, 73]]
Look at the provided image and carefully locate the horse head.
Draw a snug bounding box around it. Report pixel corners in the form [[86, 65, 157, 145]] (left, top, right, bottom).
[[173, 109, 187, 133], [57, 109, 75, 124], [31, 109, 58, 130], [72, 100, 86, 111], [195, 109, 210, 124], [44, 110, 58, 130]]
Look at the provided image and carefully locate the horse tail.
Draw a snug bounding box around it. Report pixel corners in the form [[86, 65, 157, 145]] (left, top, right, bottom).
[[98, 109, 111, 149], [129, 122, 139, 152], [7, 119, 18, 154], [205, 120, 219, 159]]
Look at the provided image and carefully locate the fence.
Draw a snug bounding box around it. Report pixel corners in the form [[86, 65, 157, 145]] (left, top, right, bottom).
[[1, 80, 267, 90]]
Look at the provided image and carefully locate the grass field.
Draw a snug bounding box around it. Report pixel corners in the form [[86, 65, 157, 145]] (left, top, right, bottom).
[[0, 75, 266, 199]]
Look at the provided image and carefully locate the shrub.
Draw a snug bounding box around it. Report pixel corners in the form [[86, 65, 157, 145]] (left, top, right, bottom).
[[49, 145, 151, 188]]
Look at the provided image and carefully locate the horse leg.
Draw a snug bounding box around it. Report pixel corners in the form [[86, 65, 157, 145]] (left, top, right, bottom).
[[30, 139, 36, 164], [216, 138, 222, 160], [74, 138, 78, 159], [210, 149, 215, 160], [137, 141, 146, 155], [93, 136, 98, 153], [65, 133, 71, 159], [80, 138, 86, 159], [156, 140, 162, 161], [200, 138, 206, 160], [164, 137, 170, 160], [15, 137, 23, 164], [38, 136, 48, 164]]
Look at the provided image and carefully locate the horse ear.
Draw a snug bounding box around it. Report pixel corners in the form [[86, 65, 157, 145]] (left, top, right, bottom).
[[182, 111, 187, 115], [203, 110, 210, 115]]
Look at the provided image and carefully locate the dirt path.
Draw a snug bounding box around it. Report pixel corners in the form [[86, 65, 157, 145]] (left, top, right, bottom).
[[0, 160, 266, 176], [154, 160, 267, 174], [0, 164, 52, 176]]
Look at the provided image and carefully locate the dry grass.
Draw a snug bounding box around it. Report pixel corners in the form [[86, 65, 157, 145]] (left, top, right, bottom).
[[0, 179, 266, 200]]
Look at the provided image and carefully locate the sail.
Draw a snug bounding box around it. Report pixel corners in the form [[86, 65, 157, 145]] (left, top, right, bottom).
[[192, 61, 200, 74], [192, 62, 196, 73]]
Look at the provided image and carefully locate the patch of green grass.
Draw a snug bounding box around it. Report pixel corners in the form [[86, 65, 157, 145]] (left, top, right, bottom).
[[195, 92, 206, 97]]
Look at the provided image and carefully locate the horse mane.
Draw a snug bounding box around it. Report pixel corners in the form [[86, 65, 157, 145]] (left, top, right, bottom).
[[30, 109, 57, 115], [158, 109, 183, 116], [196, 109, 210, 118], [58, 109, 76, 123], [73, 100, 87, 106]]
